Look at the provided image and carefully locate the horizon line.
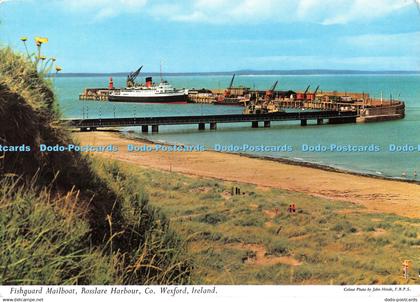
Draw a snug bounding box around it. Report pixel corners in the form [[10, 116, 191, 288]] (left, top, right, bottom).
[[56, 69, 420, 77]]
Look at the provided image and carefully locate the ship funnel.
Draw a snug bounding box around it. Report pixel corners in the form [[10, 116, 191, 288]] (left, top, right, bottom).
[[145, 77, 152, 88]]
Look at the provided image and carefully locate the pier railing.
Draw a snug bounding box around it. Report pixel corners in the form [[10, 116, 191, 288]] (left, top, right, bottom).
[[64, 110, 358, 132]]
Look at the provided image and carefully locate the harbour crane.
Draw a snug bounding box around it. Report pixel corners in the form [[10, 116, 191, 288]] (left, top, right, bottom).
[[265, 80, 278, 101], [126, 66, 143, 87], [304, 85, 310, 96], [243, 80, 282, 114], [305, 85, 320, 102], [224, 74, 236, 97]]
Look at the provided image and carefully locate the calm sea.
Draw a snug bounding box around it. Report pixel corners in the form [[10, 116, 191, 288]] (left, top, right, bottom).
[[55, 74, 420, 179]]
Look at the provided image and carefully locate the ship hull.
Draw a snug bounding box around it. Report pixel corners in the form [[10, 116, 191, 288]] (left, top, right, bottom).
[[108, 94, 188, 104]]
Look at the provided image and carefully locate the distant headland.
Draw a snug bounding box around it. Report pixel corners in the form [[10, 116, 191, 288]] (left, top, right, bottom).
[[56, 69, 420, 77]]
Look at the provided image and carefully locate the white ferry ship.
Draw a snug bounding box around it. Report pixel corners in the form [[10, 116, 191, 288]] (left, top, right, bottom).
[[108, 76, 188, 103]]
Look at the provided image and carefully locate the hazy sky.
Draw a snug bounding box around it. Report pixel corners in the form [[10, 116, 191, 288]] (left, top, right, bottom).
[[0, 0, 419, 72]]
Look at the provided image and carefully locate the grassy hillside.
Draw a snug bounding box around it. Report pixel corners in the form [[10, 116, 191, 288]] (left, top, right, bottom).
[[2, 46, 418, 285], [110, 160, 420, 285], [0, 48, 191, 285]]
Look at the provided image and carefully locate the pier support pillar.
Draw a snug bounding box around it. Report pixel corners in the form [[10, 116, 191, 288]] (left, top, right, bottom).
[[210, 122, 217, 130], [198, 123, 206, 130], [80, 128, 88, 132], [89, 127, 97, 131], [300, 119, 307, 126], [317, 118, 323, 125], [264, 121, 271, 128], [252, 121, 259, 128], [152, 125, 159, 133], [141, 125, 148, 133]]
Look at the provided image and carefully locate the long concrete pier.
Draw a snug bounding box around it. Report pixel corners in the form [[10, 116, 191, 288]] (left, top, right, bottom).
[[65, 110, 357, 132]]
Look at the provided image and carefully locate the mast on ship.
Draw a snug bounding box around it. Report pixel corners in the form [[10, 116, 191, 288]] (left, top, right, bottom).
[[160, 60, 164, 83]]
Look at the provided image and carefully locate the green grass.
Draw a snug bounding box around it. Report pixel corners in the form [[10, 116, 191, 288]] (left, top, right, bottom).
[[112, 161, 420, 285], [0, 47, 192, 285], [0, 160, 193, 285], [0, 177, 115, 285]]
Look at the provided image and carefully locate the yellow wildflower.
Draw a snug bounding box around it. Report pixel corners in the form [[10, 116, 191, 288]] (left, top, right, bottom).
[[35, 37, 48, 45]]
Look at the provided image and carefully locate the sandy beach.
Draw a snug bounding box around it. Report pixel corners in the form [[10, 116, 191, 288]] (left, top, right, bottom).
[[74, 131, 420, 219]]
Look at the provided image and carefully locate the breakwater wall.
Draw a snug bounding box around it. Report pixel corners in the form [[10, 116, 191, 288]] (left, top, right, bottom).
[[357, 102, 405, 123]]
